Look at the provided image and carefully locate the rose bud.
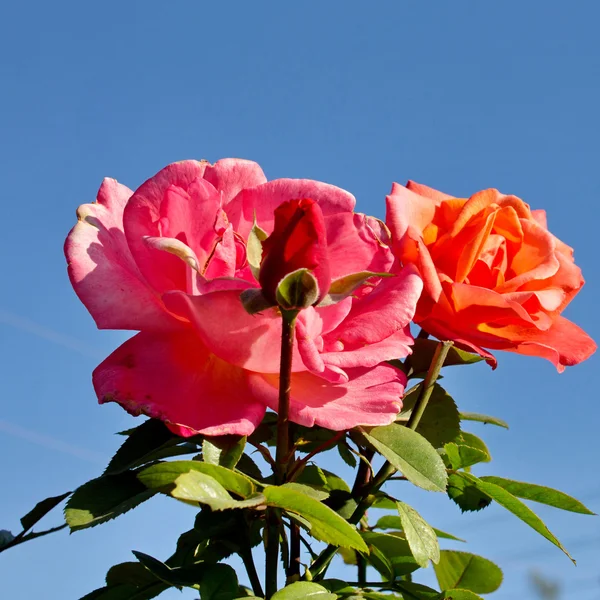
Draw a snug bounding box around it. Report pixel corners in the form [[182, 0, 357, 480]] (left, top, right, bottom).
[[259, 198, 331, 310]]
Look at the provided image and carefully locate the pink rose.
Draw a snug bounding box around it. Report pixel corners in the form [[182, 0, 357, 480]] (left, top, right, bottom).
[[65, 159, 422, 436]]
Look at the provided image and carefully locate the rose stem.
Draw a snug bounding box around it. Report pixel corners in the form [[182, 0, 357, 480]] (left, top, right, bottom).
[[307, 340, 453, 581], [351, 447, 374, 586], [266, 309, 298, 598]]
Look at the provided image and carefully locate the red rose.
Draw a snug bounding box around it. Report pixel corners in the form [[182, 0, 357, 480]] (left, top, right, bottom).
[[259, 198, 331, 308]]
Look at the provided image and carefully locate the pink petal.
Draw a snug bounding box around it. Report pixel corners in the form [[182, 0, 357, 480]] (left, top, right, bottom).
[[123, 161, 221, 293], [328, 265, 423, 349], [386, 182, 438, 240], [203, 158, 267, 206], [406, 180, 454, 203], [255, 364, 406, 430], [322, 328, 415, 368], [162, 289, 306, 373], [227, 178, 357, 238], [65, 178, 181, 332], [203, 226, 238, 280], [93, 331, 267, 436], [316, 298, 353, 334], [325, 212, 394, 280], [296, 316, 349, 384]]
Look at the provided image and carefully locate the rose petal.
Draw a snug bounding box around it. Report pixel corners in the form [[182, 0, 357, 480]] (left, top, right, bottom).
[[322, 327, 415, 368], [406, 180, 454, 203], [255, 363, 406, 430], [329, 265, 423, 348], [203, 158, 267, 206], [93, 332, 267, 436], [123, 161, 221, 293], [163, 289, 306, 373], [227, 178, 356, 238], [386, 182, 438, 241], [503, 315, 597, 372], [65, 178, 181, 331], [325, 212, 394, 280]]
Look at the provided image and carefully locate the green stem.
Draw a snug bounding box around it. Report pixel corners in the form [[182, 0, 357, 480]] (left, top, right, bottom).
[[266, 309, 298, 598], [308, 340, 452, 581], [352, 447, 373, 585], [288, 522, 301, 580], [406, 340, 453, 430], [241, 547, 264, 598], [275, 309, 298, 481], [265, 509, 281, 599]]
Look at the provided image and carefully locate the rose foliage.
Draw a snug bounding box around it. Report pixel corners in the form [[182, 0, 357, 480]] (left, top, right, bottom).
[[3, 158, 596, 600]]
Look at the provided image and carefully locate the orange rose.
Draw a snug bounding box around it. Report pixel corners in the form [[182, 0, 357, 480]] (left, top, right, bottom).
[[386, 181, 596, 370]]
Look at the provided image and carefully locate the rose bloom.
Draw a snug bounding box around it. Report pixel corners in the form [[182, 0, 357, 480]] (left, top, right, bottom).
[[259, 198, 331, 307], [386, 181, 596, 370], [65, 159, 422, 436]]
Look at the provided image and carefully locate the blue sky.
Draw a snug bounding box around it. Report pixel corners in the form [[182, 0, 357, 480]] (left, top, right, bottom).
[[1, 1, 599, 598]]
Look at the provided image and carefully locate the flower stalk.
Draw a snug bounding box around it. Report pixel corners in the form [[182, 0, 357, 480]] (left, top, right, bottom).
[[266, 309, 299, 598]]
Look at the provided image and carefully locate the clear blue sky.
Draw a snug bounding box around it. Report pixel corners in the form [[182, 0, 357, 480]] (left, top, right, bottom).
[[1, 1, 599, 598]]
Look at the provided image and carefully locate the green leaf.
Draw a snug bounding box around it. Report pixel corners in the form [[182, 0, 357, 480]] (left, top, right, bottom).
[[368, 542, 395, 580], [373, 515, 464, 542], [106, 562, 159, 587], [337, 441, 357, 468], [371, 496, 398, 510], [393, 581, 441, 599], [65, 472, 155, 531], [138, 460, 256, 497], [319, 580, 357, 595], [246, 220, 268, 279], [324, 490, 357, 520], [459, 473, 576, 562], [79, 583, 169, 600], [459, 412, 509, 429], [235, 453, 263, 480], [396, 501, 440, 567], [434, 550, 503, 593], [105, 418, 196, 475], [319, 271, 393, 306], [361, 531, 420, 577], [272, 581, 338, 600], [361, 424, 448, 492], [79, 560, 169, 600], [276, 268, 319, 310], [147, 469, 264, 511], [202, 436, 246, 469], [133, 551, 187, 587], [398, 384, 461, 449], [407, 339, 484, 376], [479, 476, 595, 515], [444, 445, 487, 470], [20, 491, 71, 532], [444, 432, 491, 470], [439, 591, 484, 600], [263, 485, 368, 552], [446, 474, 492, 513], [282, 482, 329, 501], [198, 563, 240, 600], [295, 465, 351, 493], [133, 551, 240, 596]]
